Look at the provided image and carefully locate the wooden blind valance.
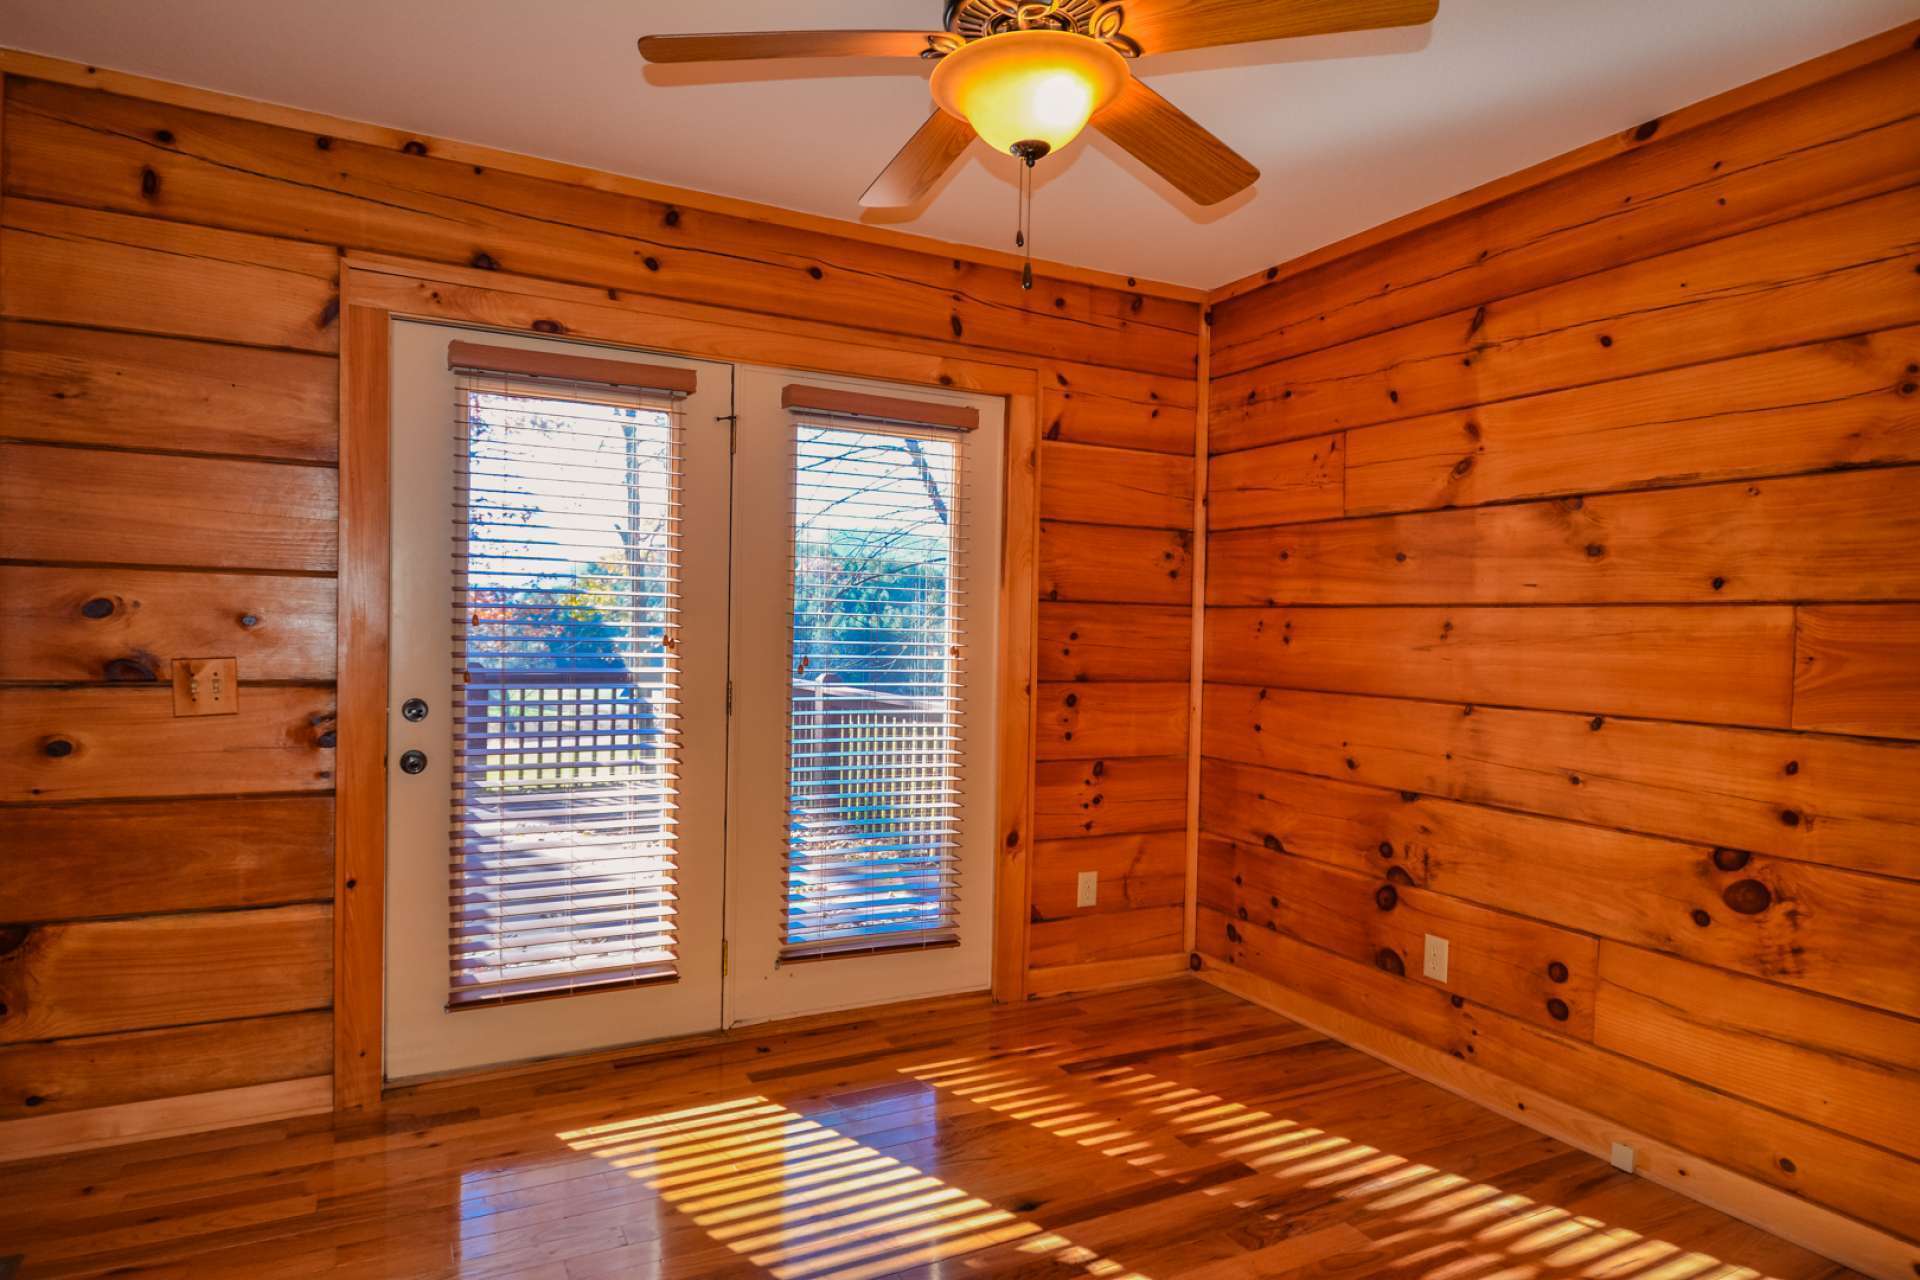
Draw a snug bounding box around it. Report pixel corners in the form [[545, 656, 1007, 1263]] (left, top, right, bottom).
[[447, 340, 697, 396], [781, 384, 979, 433]]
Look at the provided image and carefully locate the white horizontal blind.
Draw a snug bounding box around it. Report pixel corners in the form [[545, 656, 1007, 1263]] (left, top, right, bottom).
[[448, 363, 689, 1007], [783, 409, 967, 960]]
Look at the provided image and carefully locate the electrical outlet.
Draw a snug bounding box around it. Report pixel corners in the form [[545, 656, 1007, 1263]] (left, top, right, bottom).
[[171, 657, 239, 717], [1422, 933, 1450, 983], [1076, 871, 1098, 908], [1610, 1142, 1636, 1174]]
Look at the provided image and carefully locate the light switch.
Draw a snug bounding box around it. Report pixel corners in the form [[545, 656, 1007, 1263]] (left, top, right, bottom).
[[172, 658, 239, 717], [1076, 871, 1098, 908], [1610, 1142, 1636, 1174]]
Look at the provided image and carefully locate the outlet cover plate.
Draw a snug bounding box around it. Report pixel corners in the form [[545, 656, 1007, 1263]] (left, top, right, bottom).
[[1610, 1142, 1636, 1174], [1076, 871, 1098, 909], [1422, 934, 1449, 983]]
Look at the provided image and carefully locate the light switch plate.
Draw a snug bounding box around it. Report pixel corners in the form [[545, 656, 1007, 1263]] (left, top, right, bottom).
[[1422, 934, 1450, 983], [1076, 871, 1098, 909], [1610, 1142, 1636, 1174], [172, 657, 239, 717]]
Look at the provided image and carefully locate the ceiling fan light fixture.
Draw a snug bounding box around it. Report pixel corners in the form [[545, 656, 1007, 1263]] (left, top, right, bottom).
[[930, 29, 1127, 158]]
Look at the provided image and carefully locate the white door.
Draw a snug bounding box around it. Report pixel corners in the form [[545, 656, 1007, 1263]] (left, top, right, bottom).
[[385, 320, 734, 1080], [725, 366, 1002, 1025]]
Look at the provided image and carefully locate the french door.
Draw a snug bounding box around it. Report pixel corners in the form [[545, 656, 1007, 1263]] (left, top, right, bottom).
[[385, 322, 999, 1080], [727, 367, 1002, 1025]]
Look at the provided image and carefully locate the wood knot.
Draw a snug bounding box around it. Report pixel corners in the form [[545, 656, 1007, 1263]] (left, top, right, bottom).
[[1385, 865, 1415, 887], [1225, 922, 1243, 944], [1262, 833, 1285, 852], [316, 730, 338, 749], [1777, 1156, 1797, 1174], [1711, 848, 1750, 872], [1374, 884, 1398, 912], [1377, 841, 1394, 858], [469, 251, 500, 271], [1722, 879, 1772, 915], [401, 139, 428, 156], [1374, 948, 1405, 976], [315, 135, 333, 150], [240, 614, 261, 629], [154, 128, 175, 144], [140, 166, 160, 198], [80, 597, 117, 620], [1779, 809, 1801, 827], [807, 265, 824, 280], [1063, 692, 1078, 708], [42, 738, 75, 759], [642, 256, 660, 272], [1546, 998, 1570, 1022], [1632, 118, 1661, 142], [664, 207, 681, 227], [531, 319, 566, 335], [1547, 961, 1569, 984], [1691, 909, 1712, 927], [950, 315, 964, 338], [0, 924, 30, 956], [103, 656, 159, 682], [1188, 952, 1202, 971]]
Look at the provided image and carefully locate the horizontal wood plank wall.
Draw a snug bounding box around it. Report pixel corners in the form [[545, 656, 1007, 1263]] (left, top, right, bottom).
[[1199, 30, 1920, 1268], [0, 63, 1199, 1149]]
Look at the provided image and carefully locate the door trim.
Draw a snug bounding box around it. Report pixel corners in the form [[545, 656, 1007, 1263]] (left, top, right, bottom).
[[336, 254, 1043, 1109]]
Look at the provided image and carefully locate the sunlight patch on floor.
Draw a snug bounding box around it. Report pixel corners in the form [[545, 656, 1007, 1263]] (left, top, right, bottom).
[[558, 1093, 1154, 1280], [901, 1053, 1784, 1280]]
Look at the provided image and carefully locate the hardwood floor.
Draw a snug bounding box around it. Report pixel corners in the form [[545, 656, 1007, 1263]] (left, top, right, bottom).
[[0, 980, 1861, 1279]]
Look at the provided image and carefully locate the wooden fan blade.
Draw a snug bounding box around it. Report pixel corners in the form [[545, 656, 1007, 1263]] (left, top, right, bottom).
[[1093, 78, 1258, 206], [638, 30, 944, 63], [861, 112, 977, 208], [1122, 0, 1439, 55]]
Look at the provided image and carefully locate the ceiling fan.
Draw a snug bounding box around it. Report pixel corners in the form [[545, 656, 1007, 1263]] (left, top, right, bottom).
[[639, 0, 1439, 211]]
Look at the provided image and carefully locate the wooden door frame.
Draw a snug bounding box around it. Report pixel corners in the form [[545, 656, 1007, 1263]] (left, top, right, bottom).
[[335, 253, 1042, 1108]]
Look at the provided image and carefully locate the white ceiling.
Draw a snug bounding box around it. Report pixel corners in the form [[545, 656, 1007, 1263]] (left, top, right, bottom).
[[4, 0, 1914, 288]]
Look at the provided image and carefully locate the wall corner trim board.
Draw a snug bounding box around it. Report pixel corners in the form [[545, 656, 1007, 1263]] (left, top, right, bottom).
[[3, 19, 1919, 1274]]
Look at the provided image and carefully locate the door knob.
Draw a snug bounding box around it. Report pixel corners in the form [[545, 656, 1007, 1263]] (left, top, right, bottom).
[[399, 749, 428, 774], [402, 697, 430, 722]]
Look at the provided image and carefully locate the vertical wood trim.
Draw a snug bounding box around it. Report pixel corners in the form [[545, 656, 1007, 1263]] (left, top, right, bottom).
[[1183, 316, 1209, 959], [994, 381, 1042, 1003], [334, 299, 390, 1109]]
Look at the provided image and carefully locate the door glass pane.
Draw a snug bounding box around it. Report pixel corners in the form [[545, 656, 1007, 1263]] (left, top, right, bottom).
[[449, 375, 686, 1006], [783, 421, 965, 959]]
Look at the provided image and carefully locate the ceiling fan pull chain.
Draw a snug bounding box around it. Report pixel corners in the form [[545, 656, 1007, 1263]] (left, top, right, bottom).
[[1018, 156, 1035, 290]]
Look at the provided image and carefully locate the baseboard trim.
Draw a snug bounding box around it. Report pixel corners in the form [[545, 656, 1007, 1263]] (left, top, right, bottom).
[[0, 1076, 332, 1164], [1199, 961, 1918, 1280], [1025, 952, 1190, 997]]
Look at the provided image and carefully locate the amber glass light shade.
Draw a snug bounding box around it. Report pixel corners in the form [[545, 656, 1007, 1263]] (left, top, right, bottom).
[[930, 30, 1128, 157]]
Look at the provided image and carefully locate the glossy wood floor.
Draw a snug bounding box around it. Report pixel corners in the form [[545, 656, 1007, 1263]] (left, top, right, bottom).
[[0, 981, 1862, 1279]]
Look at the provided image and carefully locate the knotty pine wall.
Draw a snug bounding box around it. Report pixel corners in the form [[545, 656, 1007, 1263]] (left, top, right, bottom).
[[0, 64, 1199, 1147], [1198, 30, 1920, 1254]]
